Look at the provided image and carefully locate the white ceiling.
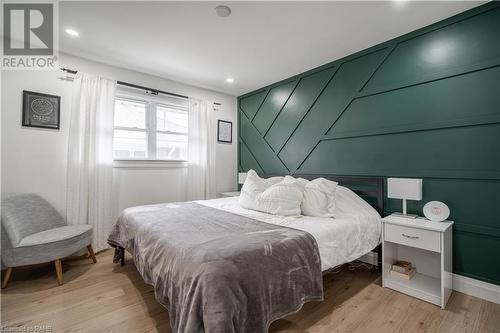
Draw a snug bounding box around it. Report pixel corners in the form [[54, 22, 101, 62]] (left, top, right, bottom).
[[60, 1, 483, 96]]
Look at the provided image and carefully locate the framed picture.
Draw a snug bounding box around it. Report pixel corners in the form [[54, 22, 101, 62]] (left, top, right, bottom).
[[22, 90, 61, 130], [217, 120, 232, 143]]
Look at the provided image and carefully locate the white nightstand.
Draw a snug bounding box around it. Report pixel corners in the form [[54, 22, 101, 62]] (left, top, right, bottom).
[[220, 191, 240, 197], [382, 214, 453, 309]]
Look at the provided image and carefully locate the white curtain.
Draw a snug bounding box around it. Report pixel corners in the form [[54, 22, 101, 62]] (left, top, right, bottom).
[[187, 99, 216, 200], [66, 73, 116, 252]]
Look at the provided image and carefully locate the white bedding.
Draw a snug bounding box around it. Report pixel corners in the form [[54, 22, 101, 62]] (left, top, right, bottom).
[[197, 189, 382, 271]]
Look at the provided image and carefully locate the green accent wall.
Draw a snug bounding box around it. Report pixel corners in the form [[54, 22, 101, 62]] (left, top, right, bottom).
[[238, 3, 500, 285]]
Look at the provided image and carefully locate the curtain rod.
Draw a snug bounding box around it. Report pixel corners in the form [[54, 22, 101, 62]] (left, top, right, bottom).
[[60, 67, 189, 100]]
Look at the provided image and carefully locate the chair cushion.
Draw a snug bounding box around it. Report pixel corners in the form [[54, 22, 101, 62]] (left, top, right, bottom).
[[17, 225, 93, 247], [1, 225, 93, 267], [1, 194, 66, 246]]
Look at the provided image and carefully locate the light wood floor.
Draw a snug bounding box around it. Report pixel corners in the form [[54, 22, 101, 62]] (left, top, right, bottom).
[[1, 250, 499, 333]]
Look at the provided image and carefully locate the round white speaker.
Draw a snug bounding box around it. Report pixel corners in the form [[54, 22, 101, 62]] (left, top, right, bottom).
[[423, 201, 450, 222]]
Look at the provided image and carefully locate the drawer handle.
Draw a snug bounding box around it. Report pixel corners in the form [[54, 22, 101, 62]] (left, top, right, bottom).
[[402, 233, 419, 239]]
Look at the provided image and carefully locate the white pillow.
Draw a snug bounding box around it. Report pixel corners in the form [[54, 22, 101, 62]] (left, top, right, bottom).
[[239, 170, 302, 216], [282, 175, 338, 217], [264, 176, 285, 186], [333, 185, 380, 219], [301, 177, 338, 217], [283, 175, 309, 188], [239, 170, 284, 199]]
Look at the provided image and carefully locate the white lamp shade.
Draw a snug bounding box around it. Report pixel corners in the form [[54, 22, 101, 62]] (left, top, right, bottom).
[[387, 178, 422, 201], [238, 172, 247, 185]]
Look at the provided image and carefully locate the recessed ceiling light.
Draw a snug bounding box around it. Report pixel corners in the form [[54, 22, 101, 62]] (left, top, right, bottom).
[[215, 5, 231, 18], [65, 28, 79, 37], [225, 77, 234, 83]]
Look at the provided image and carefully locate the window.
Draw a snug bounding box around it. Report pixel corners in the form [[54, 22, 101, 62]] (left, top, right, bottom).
[[113, 89, 189, 161]]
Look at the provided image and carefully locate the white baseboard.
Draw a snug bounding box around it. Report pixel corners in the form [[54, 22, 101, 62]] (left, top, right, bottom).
[[453, 274, 500, 305], [358, 252, 500, 305]]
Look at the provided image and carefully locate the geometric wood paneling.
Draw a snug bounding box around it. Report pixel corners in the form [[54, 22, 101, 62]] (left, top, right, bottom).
[[238, 2, 500, 285], [454, 230, 500, 285], [240, 113, 288, 174], [299, 124, 500, 180], [252, 80, 298, 136], [239, 141, 264, 174], [264, 66, 337, 153], [279, 48, 389, 171], [239, 89, 267, 120], [328, 66, 500, 140], [362, 6, 500, 93]]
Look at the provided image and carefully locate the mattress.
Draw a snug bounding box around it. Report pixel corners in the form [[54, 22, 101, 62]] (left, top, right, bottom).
[[197, 194, 382, 271]]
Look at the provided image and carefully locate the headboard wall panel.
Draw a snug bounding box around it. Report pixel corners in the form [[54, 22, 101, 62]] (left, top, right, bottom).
[[237, 3, 500, 285]]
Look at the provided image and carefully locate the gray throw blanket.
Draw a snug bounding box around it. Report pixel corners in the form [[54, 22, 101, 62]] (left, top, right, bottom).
[[108, 202, 323, 333]]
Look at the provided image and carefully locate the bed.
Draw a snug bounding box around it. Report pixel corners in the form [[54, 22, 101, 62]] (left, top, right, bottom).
[[108, 175, 383, 333]]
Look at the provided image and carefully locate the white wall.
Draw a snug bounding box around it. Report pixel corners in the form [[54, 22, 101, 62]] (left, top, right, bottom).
[[1, 53, 238, 219]]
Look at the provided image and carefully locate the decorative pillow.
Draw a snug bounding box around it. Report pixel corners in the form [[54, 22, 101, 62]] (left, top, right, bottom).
[[301, 177, 338, 217], [283, 175, 309, 188], [239, 170, 302, 216], [332, 185, 380, 218], [264, 176, 285, 186]]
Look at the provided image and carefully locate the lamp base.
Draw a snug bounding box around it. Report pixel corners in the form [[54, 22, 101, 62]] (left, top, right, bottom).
[[392, 212, 418, 219]]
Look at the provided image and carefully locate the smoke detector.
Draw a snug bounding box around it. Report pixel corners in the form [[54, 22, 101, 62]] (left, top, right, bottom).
[[215, 5, 231, 18]]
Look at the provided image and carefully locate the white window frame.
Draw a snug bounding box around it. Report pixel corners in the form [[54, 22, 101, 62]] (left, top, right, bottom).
[[113, 89, 189, 163]]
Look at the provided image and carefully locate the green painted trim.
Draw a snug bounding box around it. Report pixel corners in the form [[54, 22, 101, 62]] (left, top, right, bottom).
[[454, 224, 500, 238]]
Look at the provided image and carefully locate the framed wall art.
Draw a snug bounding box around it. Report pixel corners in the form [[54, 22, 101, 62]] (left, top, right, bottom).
[[217, 120, 232, 143], [22, 90, 61, 130]]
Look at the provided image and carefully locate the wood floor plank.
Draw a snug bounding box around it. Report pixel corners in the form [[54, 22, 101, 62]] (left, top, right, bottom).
[[1, 250, 499, 333]]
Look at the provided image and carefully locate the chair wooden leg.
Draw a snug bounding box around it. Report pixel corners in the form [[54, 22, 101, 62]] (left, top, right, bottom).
[[54, 260, 63, 286], [1, 267, 13, 289], [87, 245, 97, 264]]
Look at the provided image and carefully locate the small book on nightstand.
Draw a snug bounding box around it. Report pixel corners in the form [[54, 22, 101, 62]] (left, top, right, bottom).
[[390, 260, 416, 280]]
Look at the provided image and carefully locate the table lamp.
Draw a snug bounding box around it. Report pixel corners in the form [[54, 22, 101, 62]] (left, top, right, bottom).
[[387, 178, 422, 219]]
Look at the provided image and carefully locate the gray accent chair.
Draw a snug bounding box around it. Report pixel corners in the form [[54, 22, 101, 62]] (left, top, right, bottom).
[[1, 194, 96, 288]]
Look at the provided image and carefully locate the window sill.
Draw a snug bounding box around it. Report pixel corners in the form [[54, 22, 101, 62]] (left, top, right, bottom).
[[113, 159, 188, 169]]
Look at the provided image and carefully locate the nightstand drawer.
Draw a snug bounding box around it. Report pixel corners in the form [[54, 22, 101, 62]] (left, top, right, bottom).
[[384, 223, 440, 252]]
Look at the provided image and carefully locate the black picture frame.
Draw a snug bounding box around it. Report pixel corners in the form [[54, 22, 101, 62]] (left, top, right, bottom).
[[217, 120, 232, 143], [22, 90, 61, 130]]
